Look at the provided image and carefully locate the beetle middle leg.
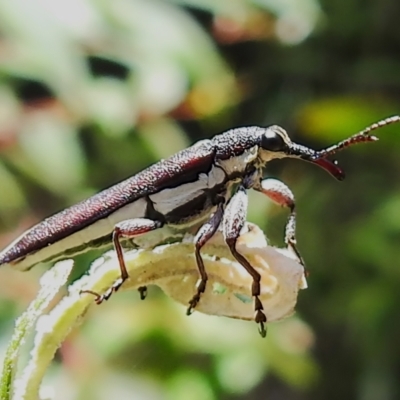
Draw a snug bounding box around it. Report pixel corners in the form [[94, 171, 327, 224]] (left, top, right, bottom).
[[187, 202, 224, 315], [81, 218, 163, 304], [255, 178, 305, 267]]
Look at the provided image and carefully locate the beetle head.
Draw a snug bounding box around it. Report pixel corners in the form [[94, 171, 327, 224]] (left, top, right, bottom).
[[259, 116, 400, 180], [258, 125, 347, 180]]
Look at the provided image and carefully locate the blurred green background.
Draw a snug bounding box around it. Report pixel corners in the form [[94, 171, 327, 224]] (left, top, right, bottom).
[[0, 0, 399, 399]]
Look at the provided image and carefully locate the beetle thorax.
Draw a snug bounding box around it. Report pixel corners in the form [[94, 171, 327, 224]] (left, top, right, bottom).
[[216, 145, 259, 177]]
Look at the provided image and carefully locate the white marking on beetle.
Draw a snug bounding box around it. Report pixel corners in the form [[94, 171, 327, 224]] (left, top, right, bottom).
[[8, 228, 94, 271], [150, 164, 226, 215], [216, 146, 258, 177], [10, 198, 149, 270]]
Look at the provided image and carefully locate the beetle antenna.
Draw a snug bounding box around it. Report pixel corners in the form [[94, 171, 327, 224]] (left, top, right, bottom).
[[317, 115, 400, 158]]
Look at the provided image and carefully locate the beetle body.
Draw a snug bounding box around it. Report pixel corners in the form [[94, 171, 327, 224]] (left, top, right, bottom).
[[0, 117, 396, 336], [0, 126, 332, 271]]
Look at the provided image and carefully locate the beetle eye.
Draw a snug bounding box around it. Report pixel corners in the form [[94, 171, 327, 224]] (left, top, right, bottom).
[[261, 130, 287, 152]]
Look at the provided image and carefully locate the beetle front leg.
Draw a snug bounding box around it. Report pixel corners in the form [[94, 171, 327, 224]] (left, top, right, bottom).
[[255, 178, 305, 267], [187, 202, 224, 315], [223, 185, 267, 337], [82, 218, 163, 304]]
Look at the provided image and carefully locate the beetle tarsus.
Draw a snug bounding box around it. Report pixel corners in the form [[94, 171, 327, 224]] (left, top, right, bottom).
[[187, 295, 199, 315], [254, 296, 267, 337], [138, 286, 147, 300], [187, 275, 209, 315], [81, 276, 125, 305], [257, 320, 267, 338], [80, 289, 102, 303]]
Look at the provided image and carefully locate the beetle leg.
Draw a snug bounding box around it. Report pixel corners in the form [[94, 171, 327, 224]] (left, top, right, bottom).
[[222, 185, 267, 337], [137, 286, 148, 300], [187, 202, 224, 315], [255, 178, 305, 267], [81, 218, 163, 304]]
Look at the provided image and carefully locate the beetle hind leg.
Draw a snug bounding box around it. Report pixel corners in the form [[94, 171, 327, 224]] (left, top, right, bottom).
[[81, 218, 163, 304]]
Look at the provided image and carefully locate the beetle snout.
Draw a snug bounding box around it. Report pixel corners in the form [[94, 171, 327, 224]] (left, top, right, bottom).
[[311, 156, 345, 181], [288, 143, 346, 181]]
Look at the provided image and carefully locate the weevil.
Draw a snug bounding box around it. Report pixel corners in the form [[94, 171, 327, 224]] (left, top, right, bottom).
[[0, 116, 398, 336]]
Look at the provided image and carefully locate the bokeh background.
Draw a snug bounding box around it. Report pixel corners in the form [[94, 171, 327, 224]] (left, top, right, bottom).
[[0, 0, 399, 399]]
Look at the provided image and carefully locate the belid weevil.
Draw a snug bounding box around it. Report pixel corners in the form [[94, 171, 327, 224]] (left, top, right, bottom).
[[1, 116, 398, 336]]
